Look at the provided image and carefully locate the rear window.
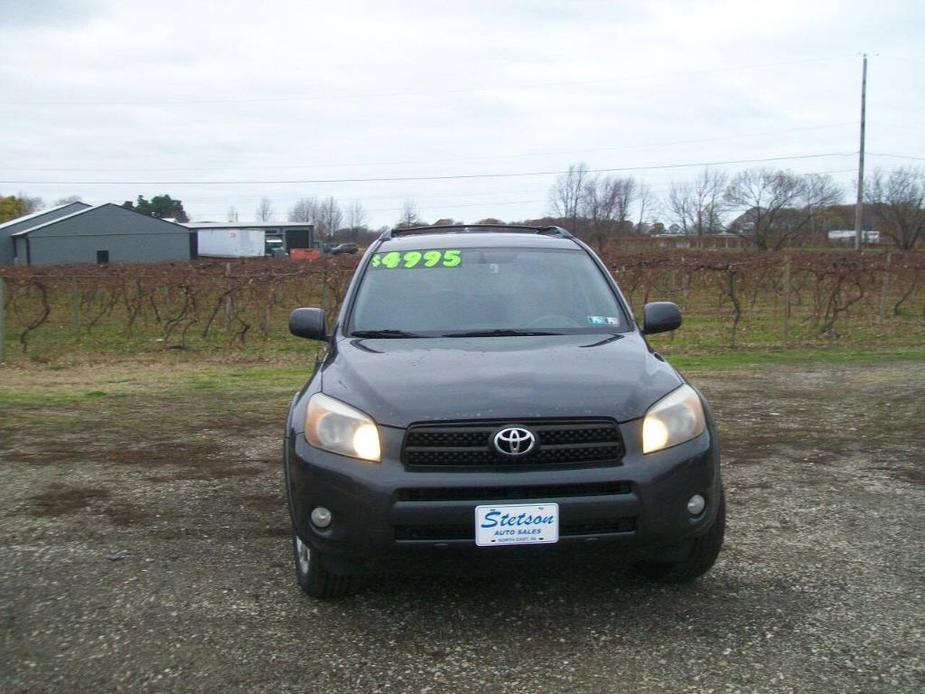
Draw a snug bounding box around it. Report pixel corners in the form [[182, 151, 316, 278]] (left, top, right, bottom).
[[349, 246, 628, 335]]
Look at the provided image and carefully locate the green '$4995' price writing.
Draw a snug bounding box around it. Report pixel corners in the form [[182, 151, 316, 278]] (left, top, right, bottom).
[[370, 249, 461, 269]]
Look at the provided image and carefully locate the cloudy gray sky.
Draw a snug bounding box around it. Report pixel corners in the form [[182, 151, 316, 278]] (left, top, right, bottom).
[[1, 0, 922, 227]]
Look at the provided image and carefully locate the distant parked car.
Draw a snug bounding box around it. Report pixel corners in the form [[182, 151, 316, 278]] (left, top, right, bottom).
[[329, 243, 359, 255], [265, 238, 286, 257]]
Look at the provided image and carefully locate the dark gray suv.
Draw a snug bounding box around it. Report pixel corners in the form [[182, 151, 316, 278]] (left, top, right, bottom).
[[284, 225, 724, 597]]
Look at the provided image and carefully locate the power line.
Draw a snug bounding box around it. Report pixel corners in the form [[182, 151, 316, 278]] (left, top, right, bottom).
[[867, 152, 925, 162], [0, 152, 856, 186], [179, 168, 859, 215], [369, 199, 546, 214], [162, 168, 857, 223]]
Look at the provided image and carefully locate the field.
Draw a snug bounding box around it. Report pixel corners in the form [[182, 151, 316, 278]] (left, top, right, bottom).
[[1, 355, 923, 691], [2, 248, 924, 691], [1, 249, 924, 364]]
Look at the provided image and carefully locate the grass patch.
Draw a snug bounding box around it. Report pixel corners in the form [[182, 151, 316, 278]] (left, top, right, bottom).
[[0, 390, 95, 407], [667, 345, 925, 371]]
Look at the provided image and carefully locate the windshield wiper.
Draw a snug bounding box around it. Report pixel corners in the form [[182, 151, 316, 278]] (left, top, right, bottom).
[[351, 329, 422, 338], [441, 329, 563, 337]]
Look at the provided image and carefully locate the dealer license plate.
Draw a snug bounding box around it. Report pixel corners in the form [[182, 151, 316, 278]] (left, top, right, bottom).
[[474, 503, 559, 547]]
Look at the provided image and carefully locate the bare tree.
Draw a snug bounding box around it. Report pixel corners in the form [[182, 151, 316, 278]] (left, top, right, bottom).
[[609, 176, 637, 230], [255, 197, 273, 221], [345, 201, 368, 241], [18, 193, 44, 214], [636, 182, 652, 233], [315, 197, 343, 240], [866, 167, 925, 249], [397, 199, 422, 228], [289, 197, 318, 223], [582, 177, 617, 240], [724, 169, 842, 250], [54, 195, 82, 206], [548, 163, 589, 232], [668, 168, 728, 236], [581, 175, 637, 245]]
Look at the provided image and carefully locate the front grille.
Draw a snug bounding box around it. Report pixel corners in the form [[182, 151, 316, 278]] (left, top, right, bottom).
[[394, 517, 636, 541], [402, 419, 624, 470], [396, 481, 632, 502]]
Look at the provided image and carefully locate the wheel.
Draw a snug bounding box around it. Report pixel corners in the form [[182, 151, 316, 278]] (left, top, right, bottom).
[[292, 533, 361, 599], [635, 492, 726, 584]]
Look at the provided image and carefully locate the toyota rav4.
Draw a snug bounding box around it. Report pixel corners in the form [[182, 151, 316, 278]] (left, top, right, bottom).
[[284, 225, 724, 597]]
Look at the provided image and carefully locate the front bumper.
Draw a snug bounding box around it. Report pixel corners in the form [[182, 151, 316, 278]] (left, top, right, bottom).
[[285, 418, 721, 566]]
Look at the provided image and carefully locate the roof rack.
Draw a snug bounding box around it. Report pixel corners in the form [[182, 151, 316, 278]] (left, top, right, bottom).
[[381, 224, 573, 240]]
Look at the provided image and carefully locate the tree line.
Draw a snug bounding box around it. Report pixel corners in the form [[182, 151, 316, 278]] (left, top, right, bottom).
[[541, 164, 925, 250], [0, 194, 78, 223], [4, 164, 922, 250]]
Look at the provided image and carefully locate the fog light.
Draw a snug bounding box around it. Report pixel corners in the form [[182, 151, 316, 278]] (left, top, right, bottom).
[[687, 494, 706, 516], [310, 506, 332, 528]]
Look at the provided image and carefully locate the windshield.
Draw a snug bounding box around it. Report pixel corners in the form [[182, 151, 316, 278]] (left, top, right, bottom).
[[349, 246, 628, 336]]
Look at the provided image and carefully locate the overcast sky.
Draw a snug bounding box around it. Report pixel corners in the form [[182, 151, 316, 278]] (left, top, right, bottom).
[[1, 0, 922, 227]]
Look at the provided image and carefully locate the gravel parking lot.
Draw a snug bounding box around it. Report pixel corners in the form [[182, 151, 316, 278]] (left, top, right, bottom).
[[1, 360, 923, 692]]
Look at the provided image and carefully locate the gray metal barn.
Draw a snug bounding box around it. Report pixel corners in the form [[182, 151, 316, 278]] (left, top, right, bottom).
[[4, 203, 192, 266], [0, 201, 91, 265]]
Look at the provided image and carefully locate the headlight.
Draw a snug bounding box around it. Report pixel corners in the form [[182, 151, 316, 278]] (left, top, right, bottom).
[[641, 384, 706, 454], [305, 393, 381, 462]]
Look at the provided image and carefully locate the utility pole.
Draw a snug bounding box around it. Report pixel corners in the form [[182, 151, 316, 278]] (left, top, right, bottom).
[[854, 53, 868, 251]]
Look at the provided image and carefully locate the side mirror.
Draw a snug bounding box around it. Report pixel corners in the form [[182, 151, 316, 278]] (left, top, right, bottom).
[[289, 307, 327, 340], [642, 302, 682, 335]]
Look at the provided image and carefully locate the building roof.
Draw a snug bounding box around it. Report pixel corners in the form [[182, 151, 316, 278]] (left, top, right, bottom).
[[182, 221, 314, 229], [9, 205, 96, 236], [0, 201, 91, 231], [10, 203, 190, 237]]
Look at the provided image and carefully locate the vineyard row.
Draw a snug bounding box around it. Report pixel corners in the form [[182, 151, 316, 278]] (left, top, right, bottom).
[[1, 252, 923, 355]]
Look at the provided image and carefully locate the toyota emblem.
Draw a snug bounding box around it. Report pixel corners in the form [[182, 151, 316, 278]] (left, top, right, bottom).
[[493, 427, 536, 456]]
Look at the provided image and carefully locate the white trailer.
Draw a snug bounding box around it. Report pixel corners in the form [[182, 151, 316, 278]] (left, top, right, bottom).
[[827, 229, 880, 244], [197, 228, 266, 258]]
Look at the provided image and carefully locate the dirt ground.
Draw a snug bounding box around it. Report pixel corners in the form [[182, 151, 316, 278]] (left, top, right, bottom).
[[1, 358, 923, 693]]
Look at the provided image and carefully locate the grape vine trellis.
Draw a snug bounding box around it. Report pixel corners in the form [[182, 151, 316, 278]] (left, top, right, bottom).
[[0, 252, 922, 354]]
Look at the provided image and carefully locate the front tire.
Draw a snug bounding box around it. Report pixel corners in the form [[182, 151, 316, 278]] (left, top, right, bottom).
[[292, 533, 360, 599], [635, 492, 726, 584]]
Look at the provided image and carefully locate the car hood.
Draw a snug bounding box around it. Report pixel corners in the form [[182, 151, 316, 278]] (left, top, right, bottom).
[[320, 333, 683, 428]]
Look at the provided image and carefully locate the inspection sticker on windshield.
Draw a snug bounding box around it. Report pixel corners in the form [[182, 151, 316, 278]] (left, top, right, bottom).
[[587, 315, 620, 326], [370, 249, 461, 269], [475, 503, 559, 547]]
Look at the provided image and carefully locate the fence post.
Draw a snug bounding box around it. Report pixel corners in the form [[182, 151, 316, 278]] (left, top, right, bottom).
[[782, 256, 791, 345], [71, 277, 81, 342], [878, 253, 892, 324], [321, 259, 328, 315], [728, 271, 738, 349], [0, 277, 5, 363], [224, 262, 232, 332], [264, 284, 274, 338]]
